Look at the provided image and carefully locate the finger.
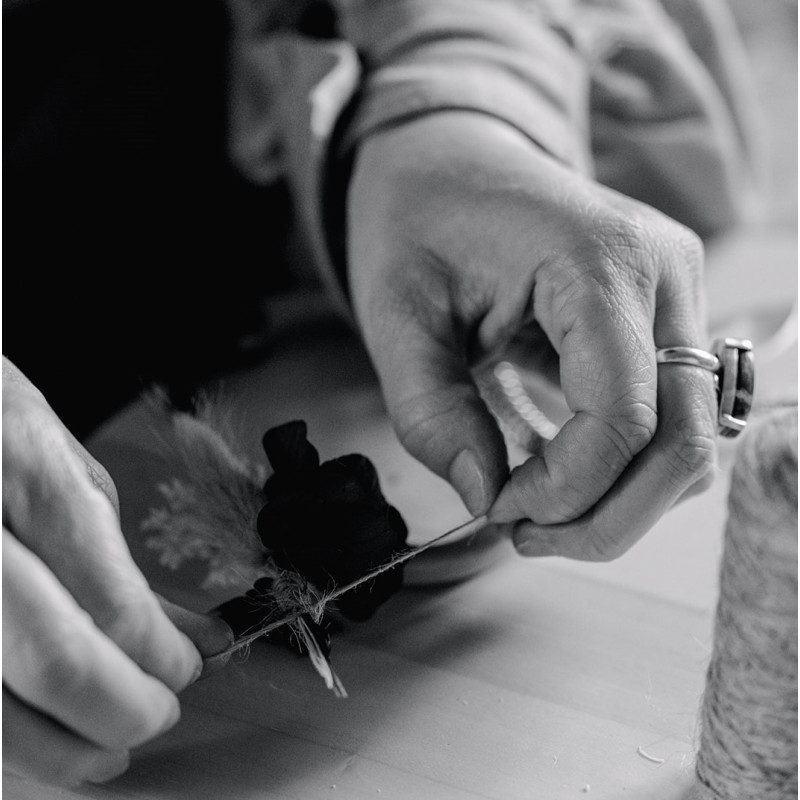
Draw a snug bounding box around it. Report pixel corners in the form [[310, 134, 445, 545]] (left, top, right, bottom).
[[677, 469, 717, 503], [489, 211, 711, 527], [510, 361, 717, 560], [362, 300, 509, 516], [3, 530, 181, 749], [66, 438, 120, 517], [490, 254, 659, 525], [156, 595, 234, 679], [2, 357, 119, 514], [2, 399, 202, 692], [3, 688, 130, 788]]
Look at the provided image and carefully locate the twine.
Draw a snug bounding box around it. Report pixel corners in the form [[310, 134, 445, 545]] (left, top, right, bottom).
[[694, 406, 798, 799], [213, 515, 490, 659]]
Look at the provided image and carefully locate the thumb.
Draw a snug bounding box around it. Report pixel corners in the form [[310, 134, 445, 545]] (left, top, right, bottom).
[[373, 324, 509, 516], [156, 595, 234, 680]]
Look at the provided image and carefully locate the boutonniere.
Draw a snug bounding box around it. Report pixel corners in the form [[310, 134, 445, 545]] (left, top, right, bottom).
[[143, 402, 408, 696]]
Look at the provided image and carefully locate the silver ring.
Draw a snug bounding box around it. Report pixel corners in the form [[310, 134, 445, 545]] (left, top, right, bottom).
[[655, 346, 720, 372], [486, 338, 755, 453], [656, 339, 754, 437]]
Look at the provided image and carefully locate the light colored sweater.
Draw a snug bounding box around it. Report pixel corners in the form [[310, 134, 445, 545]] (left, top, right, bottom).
[[226, 0, 764, 310]]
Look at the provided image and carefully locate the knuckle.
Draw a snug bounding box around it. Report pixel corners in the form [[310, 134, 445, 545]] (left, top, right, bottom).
[[587, 532, 629, 563], [604, 400, 658, 462], [3, 403, 74, 520], [507, 465, 576, 525], [549, 213, 661, 313], [597, 213, 653, 255], [555, 201, 705, 305], [660, 222, 706, 296], [2, 387, 117, 513], [97, 586, 200, 693], [391, 386, 475, 466], [33, 630, 92, 706], [623, 398, 659, 445], [547, 492, 589, 525], [582, 399, 657, 486], [2, 399, 52, 466], [84, 460, 120, 512], [591, 213, 657, 271], [672, 224, 705, 271], [664, 421, 717, 487], [94, 589, 155, 652]]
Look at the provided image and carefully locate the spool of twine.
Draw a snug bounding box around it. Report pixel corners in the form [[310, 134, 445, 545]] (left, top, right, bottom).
[[692, 405, 798, 799]]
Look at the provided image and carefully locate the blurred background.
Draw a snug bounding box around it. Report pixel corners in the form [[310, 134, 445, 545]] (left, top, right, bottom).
[[729, 0, 797, 230]]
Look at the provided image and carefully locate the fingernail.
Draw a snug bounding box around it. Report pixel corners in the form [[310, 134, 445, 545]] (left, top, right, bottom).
[[189, 655, 204, 685], [181, 635, 204, 687], [202, 616, 235, 658], [449, 449, 487, 516], [512, 525, 558, 558], [186, 621, 234, 685]]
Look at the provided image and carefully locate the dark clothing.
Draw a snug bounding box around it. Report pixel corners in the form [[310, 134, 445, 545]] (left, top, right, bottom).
[[4, 1, 292, 436]]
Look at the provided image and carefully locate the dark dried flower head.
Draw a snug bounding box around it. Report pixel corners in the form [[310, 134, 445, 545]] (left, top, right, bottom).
[[256, 421, 408, 620]]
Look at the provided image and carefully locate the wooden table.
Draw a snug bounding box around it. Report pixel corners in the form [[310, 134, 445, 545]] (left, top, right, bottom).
[[4, 227, 796, 800]]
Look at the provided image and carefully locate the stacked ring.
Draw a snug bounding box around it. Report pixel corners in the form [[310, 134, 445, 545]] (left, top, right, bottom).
[[655, 338, 754, 437]]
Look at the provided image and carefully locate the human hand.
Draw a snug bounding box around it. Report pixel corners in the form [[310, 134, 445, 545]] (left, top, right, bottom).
[[346, 112, 717, 561], [2, 358, 233, 787]]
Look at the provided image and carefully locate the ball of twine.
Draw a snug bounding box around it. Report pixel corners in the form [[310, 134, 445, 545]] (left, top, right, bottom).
[[693, 405, 798, 799]]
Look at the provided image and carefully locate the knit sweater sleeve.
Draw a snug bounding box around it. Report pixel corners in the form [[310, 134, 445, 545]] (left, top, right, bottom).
[[231, 1, 592, 312], [333, 0, 592, 171], [227, 0, 762, 310]]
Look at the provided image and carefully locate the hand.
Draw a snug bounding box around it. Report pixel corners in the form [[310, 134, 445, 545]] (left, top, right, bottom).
[[346, 112, 717, 561], [2, 358, 233, 787]]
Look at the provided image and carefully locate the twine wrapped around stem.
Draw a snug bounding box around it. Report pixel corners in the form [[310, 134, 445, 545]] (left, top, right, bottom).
[[212, 515, 488, 658]]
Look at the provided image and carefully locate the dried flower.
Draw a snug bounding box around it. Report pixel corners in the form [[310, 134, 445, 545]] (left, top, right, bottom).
[[142, 406, 408, 694], [257, 420, 408, 621]]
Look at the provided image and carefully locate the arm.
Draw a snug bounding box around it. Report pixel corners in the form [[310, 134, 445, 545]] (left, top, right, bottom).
[[337, 0, 737, 558], [231, 0, 758, 558]]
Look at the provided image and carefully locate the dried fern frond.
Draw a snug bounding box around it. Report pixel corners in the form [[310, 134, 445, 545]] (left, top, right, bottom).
[[142, 398, 271, 588]]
